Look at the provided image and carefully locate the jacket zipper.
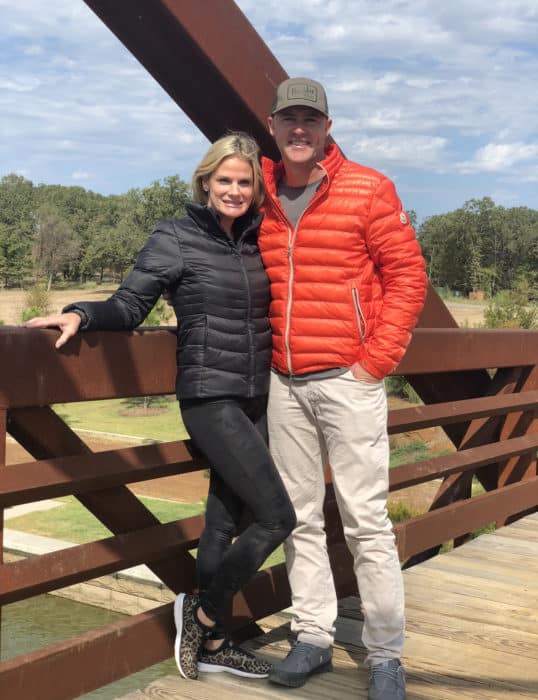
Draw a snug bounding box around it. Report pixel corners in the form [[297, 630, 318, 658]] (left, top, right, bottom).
[[230, 240, 255, 395], [351, 286, 366, 342], [271, 167, 330, 376]]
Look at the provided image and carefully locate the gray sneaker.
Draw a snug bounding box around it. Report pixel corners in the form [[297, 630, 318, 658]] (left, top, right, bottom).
[[268, 641, 333, 688], [368, 659, 406, 700]]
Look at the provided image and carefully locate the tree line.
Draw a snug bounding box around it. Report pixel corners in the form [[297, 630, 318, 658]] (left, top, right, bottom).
[[418, 196, 538, 297], [0, 173, 189, 290], [1, 174, 537, 301]]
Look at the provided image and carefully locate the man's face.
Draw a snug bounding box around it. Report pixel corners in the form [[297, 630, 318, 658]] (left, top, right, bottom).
[[267, 107, 332, 168]]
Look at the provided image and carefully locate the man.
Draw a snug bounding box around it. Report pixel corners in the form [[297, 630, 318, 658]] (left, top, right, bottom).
[[258, 77, 428, 700]]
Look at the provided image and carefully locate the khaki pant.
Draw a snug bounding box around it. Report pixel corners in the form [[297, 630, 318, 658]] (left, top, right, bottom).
[[268, 370, 405, 665]]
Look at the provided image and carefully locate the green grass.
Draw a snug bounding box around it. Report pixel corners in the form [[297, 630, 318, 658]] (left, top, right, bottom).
[[389, 440, 431, 468], [6, 422, 456, 572], [7, 495, 204, 544], [52, 398, 188, 442], [7, 494, 285, 569]]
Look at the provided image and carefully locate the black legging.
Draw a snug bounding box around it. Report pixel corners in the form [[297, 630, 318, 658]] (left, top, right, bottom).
[[180, 395, 296, 626]]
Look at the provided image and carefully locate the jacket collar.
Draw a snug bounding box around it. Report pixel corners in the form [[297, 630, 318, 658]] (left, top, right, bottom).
[[261, 142, 345, 197], [186, 202, 263, 242]]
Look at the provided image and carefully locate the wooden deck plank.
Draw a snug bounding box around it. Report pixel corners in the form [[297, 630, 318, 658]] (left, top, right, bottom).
[[404, 583, 537, 634], [119, 515, 538, 699], [405, 566, 535, 609]]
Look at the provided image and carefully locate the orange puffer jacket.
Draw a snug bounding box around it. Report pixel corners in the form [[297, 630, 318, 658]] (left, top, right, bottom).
[[260, 144, 428, 379]]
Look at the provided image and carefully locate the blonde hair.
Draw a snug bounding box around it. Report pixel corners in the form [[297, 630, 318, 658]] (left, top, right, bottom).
[[192, 132, 265, 211]]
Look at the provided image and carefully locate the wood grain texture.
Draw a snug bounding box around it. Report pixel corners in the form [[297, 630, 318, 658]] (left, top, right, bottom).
[[118, 514, 538, 700]]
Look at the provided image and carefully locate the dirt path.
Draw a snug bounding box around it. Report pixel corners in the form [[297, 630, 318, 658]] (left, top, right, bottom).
[[6, 400, 451, 512], [5, 434, 209, 505], [0, 287, 118, 326], [445, 300, 486, 327], [1, 288, 485, 327]]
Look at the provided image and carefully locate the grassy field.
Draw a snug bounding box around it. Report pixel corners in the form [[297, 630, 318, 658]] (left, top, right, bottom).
[[0, 284, 487, 327], [6, 495, 204, 544], [5, 452, 434, 572], [6, 439, 431, 546], [5, 495, 291, 570], [0, 285, 121, 326], [53, 398, 188, 441]]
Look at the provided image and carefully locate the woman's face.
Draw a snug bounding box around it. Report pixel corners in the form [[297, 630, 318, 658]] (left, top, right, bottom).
[[204, 156, 254, 232]]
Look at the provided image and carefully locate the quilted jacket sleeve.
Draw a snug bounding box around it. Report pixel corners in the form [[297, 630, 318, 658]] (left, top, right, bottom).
[[64, 221, 183, 331], [360, 177, 428, 378]]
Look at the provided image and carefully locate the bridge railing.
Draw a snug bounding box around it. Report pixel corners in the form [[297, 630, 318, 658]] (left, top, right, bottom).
[[0, 325, 537, 699]]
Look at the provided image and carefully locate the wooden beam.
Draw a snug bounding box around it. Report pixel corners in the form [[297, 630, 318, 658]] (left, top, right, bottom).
[[0, 440, 206, 508]]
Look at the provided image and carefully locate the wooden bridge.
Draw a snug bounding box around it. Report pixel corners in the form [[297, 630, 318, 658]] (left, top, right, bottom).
[[1, 2, 537, 698], [120, 513, 538, 700], [1, 324, 537, 699]]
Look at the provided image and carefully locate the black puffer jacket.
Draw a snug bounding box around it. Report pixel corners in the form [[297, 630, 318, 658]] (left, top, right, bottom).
[[65, 203, 272, 399]]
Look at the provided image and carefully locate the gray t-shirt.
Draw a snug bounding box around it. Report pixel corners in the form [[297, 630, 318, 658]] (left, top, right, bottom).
[[277, 179, 321, 228], [276, 178, 349, 382]]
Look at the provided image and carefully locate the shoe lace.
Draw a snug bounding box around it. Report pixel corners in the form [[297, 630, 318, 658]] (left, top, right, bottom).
[[287, 641, 315, 661], [226, 639, 255, 659], [369, 662, 401, 686]]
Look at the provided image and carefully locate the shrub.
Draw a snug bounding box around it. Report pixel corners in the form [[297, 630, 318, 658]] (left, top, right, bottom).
[[385, 375, 421, 403], [484, 287, 537, 329], [20, 284, 51, 322], [141, 298, 173, 327], [388, 501, 420, 524]]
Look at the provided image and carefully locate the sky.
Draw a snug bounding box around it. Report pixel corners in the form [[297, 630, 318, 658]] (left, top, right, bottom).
[[2, 0, 538, 223]]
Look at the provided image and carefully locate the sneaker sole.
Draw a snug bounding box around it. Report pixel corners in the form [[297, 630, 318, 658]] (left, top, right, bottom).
[[198, 662, 269, 678], [173, 593, 192, 680], [269, 660, 333, 688]]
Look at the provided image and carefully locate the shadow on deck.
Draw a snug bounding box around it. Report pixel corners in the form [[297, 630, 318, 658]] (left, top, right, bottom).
[[121, 513, 538, 700]]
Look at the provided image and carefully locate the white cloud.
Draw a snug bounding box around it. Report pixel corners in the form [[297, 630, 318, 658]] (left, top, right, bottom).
[[71, 169, 91, 181], [458, 142, 538, 173], [0, 0, 537, 218], [351, 135, 448, 169]]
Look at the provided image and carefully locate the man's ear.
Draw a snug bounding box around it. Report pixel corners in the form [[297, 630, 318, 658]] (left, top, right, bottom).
[[267, 116, 275, 136], [325, 117, 333, 139]]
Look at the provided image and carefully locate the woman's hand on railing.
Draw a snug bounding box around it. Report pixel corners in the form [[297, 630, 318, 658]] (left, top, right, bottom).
[[23, 312, 82, 349]]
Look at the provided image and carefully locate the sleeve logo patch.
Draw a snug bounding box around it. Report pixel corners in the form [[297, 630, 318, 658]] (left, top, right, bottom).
[[400, 212, 408, 224]]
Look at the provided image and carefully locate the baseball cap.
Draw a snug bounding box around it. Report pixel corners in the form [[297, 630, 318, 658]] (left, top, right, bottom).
[[271, 77, 329, 117]]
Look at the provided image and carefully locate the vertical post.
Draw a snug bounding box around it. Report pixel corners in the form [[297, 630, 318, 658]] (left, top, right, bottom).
[[0, 406, 7, 657], [497, 365, 538, 525]]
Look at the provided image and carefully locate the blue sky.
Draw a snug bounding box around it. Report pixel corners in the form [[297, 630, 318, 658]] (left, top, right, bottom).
[[2, 0, 538, 223]]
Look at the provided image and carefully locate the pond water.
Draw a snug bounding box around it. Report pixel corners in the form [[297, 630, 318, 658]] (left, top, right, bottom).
[[1, 594, 177, 698]]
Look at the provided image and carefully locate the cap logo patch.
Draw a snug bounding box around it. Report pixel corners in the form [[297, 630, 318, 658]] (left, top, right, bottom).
[[288, 84, 318, 103], [400, 212, 408, 224]]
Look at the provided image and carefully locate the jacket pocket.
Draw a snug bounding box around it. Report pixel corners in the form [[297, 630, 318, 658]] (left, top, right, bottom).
[[350, 284, 366, 342]]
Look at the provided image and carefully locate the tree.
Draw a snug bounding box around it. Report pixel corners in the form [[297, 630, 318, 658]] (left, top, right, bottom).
[[35, 183, 111, 283], [33, 205, 79, 290], [136, 176, 190, 233], [108, 218, 146, 282], [0, 174, 35, 286]]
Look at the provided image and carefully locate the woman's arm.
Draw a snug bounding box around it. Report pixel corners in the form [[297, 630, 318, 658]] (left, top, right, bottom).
[[23, 222, 184, 348]]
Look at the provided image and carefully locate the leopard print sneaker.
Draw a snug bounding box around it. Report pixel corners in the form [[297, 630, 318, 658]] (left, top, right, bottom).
[[198, 639, 272, 678], [174, 593, 206, 680]]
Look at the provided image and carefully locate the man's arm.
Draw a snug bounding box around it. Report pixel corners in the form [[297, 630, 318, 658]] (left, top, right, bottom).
[[360, 176, 428, 378]]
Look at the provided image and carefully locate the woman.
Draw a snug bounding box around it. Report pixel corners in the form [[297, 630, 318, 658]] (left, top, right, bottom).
[[24, 132, 296, 681]]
